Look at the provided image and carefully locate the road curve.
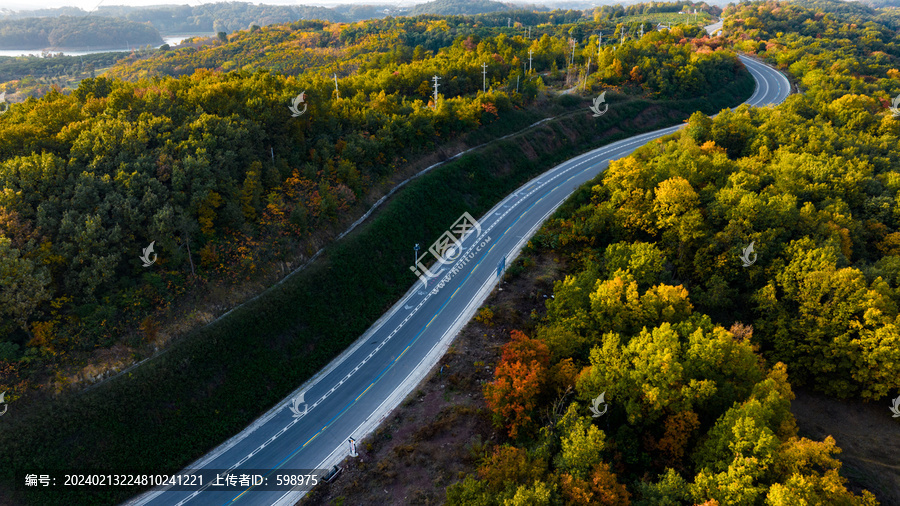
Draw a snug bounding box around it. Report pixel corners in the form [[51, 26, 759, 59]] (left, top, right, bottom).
[[126, 54, 791, 506]]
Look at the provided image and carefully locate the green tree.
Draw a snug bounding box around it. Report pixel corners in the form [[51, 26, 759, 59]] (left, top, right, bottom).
[[0, 236, 51, 335]]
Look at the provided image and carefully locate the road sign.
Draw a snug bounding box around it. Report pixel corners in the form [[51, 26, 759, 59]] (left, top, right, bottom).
[[497, 256, 506, 278]]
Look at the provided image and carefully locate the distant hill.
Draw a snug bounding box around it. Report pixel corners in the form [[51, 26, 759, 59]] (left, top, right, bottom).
[[407, 0, 517, 16], [0, 3, 397, 36], [0, 0, 548, 50], [0, 16, 162, 49]]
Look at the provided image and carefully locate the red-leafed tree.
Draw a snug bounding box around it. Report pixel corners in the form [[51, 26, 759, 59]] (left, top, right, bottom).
[[483, 330, 550, 439]]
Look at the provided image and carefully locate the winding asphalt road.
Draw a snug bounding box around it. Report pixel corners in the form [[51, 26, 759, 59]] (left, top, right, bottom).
[[126, 53, 791, 506]]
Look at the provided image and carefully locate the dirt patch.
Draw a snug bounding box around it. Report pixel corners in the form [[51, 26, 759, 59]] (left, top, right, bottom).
[[517, 136, 539, 161], [628, 104, 666, 130], [791, 388, 900, 503], [300, 254, 565, 506], [554, 119, 580, 143]]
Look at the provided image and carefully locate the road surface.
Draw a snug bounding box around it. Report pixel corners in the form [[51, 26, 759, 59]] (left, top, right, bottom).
[[706, 19, 724, 36], [126, 53, 791, 506]]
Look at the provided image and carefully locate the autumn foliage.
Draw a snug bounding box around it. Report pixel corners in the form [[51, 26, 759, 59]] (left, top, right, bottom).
[[483, 330, 550, 439], [452, 1, 896, 502]]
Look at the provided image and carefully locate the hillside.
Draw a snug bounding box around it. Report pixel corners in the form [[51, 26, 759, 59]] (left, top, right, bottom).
[[408, 0, 517, 16], [0, 15, 162, 49], [310, 0, 900, 505], [0, 7, 761, 504], [2, 0, 898, 504]]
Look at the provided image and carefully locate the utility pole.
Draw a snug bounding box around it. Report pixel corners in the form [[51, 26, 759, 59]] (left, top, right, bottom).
[[570, 38, 576, 67], [482, 62, 488, 93], [507, 17, 511, 28], [528, 50, 533, 73], [333, 73, 339, 99], [584, 58, 590, 91], [431, 75, 440, 106], [516, 74, 519, 93], [598, 31, 602, 62], [640, 24, 644, 38]]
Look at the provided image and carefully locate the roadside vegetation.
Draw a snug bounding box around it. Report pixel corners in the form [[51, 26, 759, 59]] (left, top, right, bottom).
[[443, 0, 900, 503], [0, 5, 754, 504], [310, 0, 900, 504], [0, 5, 744, 407]]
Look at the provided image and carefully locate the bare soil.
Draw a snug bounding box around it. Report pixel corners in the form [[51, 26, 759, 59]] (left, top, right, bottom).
[[790, 388, 900, 503], [299, 254, 564, 506]]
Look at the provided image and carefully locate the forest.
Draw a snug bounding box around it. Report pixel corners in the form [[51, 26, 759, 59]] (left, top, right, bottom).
[[589, 0, 721, 21], [0, 4, 760, 502], [0, 7, 738, 417], [0, 16, 162, 49], [0, 3, 391, 34], [407, 0, 523, 16], [0, 0, 543, 42], [4, 0, 897, 502], [97, 2, 394, 33], [0, 52, 121, 94], [440, 0, 900, 503], [104, 11, 710, 83]]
